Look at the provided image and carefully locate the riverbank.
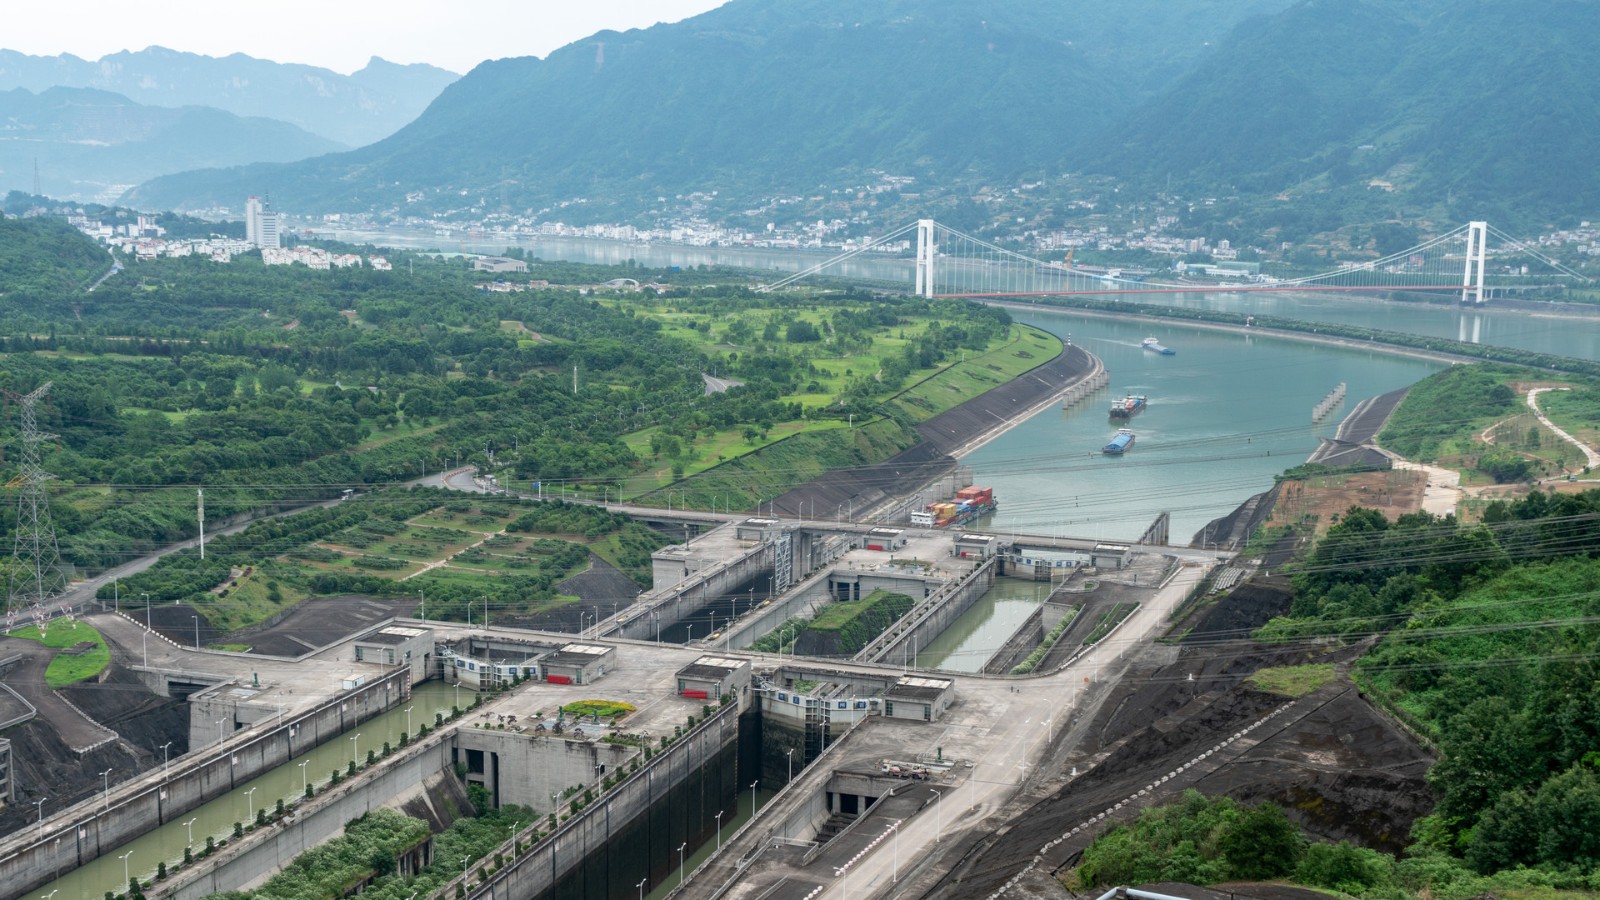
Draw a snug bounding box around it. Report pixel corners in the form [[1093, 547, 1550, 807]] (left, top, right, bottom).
[[767, 343, 1102, 519], [982, 299, 1477, 367]]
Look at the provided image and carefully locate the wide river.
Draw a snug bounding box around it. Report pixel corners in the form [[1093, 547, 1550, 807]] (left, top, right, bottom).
[[340, 228, 1600, 670]]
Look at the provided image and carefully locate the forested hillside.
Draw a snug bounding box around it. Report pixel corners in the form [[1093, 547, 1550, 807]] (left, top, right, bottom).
[[127, 0, 1600, 225], [124, 0, 1295, 217], [1089, 0, 1600, 219], [0, 215, 109, 294], [1247, 488, 1600, 885], [0, 244, 1021, 630]]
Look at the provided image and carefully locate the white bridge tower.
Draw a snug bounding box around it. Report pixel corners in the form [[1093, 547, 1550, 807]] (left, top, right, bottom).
[[1461, 220, 1488, 304], [914, 219, 936, 299]]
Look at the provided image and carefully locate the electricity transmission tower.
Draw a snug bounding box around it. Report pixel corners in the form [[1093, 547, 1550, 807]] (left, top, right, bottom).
[[6, 383, 67, 609]]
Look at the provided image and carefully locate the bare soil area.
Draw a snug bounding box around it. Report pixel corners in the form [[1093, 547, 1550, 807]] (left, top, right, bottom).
[[1263, 469, 1427, 538], [0, 657, 190, 841]]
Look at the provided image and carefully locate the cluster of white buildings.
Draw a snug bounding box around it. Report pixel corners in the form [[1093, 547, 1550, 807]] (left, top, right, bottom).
[[1530, 221, 1600, 256], [68, 213, 162, 241], [110, 235, 255, 262], [262, 245, 389, 270]]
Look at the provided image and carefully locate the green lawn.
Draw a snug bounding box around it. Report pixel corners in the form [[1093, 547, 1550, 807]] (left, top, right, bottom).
[[617, 321, 1060, 500], [620, 419, 853, 498], [1248, 664, 1337, 698], [11, 621, 110, 687], [890, 325, 1061, 422]]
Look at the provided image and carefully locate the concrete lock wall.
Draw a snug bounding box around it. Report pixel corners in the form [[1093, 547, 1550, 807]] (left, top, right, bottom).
[[455, 728, 635, 811], [616, 543, 775, 642], [164, 737, 456, 899], [0, 668, 409, 899], [465, 704, 741, 900]]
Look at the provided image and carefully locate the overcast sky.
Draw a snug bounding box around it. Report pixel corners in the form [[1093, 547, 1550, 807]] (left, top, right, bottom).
[[5, 0, 729, 74]]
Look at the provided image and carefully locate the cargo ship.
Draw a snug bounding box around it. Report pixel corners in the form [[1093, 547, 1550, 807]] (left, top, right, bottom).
[[1141, 337, 1176, 355], [1109, 394, 1147, 418], [910, 485, 996, 528], [1103, 428, 1136, 454]]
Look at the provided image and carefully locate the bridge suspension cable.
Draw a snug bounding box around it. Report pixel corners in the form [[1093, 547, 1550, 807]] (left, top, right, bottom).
[[759, 218, 1586, 303], [758, 220, 920, 293]]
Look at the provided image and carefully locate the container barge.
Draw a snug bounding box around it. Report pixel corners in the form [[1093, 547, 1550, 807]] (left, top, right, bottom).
[[1103, 428, 1136, 454], [1109, 394, 1147, 418], [910, 485, 996, 528]]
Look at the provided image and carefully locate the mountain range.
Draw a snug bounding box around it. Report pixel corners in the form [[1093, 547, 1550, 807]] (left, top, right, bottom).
[[0, 86, 342, 201], [0, 48, 458, 148], [123, 0, 1600, 225]]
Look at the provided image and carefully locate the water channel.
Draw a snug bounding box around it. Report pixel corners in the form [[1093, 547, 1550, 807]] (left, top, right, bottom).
[[913, 577, 1049, 672], [42, 682, 471, 900]]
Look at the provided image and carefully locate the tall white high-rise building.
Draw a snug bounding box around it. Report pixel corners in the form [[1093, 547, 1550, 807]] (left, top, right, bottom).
[[245, 195, 262, 246], [245, 195, 281, 249]]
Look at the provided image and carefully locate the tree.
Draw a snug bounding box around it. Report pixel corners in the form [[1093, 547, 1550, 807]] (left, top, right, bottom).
[[1428, 696, 1540, 834], [786, 320, 821, 342], [1221, 803, 1301, 879]]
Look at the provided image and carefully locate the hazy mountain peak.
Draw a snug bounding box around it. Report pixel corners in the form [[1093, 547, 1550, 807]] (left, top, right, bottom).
[[0, 46, 458, 146]]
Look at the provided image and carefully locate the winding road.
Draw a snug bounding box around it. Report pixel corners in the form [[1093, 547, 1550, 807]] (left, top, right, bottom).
[[1527, 387, 1600, 471]]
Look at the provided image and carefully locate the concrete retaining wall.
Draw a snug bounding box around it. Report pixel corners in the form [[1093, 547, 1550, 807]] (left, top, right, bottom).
[[0, 668, 408, 899], [613, 543, 775, 642]]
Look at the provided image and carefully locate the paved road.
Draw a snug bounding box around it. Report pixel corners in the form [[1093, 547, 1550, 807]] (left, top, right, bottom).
[[85, 251, 121, 293], [680, 562, 1210, 900], [832, 567, 1206, 898], [702, 373, 745, 395]]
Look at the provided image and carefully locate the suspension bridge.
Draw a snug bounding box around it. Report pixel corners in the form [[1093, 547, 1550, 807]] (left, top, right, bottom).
[[762, 219, 1588, 304]]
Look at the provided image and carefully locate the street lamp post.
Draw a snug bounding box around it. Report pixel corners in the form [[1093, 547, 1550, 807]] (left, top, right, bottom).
[[786, 748, 794, 783], [714, 810, 723, 851], [161, 741, 172, 772], [191, 614, 199, 649], [637, 877, 647, 900], [119, 850, 133, 888], [184, 818, 197, 848], [100, 768, 113, 810], [930, 788, 943, 842], [835, 866, 850, 900], [405, 705, 414, 734], [678, 843, 687, 886], [890, 820, 901, 883], [245, 786, 257, 821], [350, 732, 362, 765], [142, 629, 148, 668], [141, 592, 150, 629], [33, 797, 46, 838], [750, 780, 759, 817], [299, 760, 310, 795], [216, 717, 227, 745]]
